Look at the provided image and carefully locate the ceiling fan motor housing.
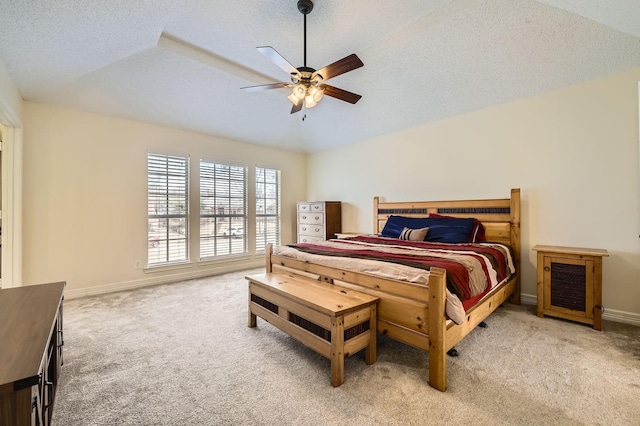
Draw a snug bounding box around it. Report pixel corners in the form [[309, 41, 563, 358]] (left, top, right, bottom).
[[297, 0, 314, 15]]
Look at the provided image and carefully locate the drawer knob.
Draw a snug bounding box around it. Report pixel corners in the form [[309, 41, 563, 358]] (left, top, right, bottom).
[[315, 216, 320, 220], [315, 228, 320, 232], [302, 227, 307, 231], [302, 215, 307, 219], [544, 266, 550, 271]]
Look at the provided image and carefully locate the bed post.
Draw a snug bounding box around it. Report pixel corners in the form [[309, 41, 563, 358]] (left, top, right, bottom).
[[373, 196, 380, 234], [510, 188, 521, 305], [266, 244, 273, 273], [428, 267, 447, 392]]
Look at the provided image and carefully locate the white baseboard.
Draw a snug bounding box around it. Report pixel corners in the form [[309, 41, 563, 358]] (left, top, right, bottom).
[[520, 293, 537, 306], [600, 308, 640, 327], [520, 293, 640, 327], [64, 259, 264, 300]]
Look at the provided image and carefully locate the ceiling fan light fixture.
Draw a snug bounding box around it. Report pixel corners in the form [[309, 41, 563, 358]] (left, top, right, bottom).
[[293, 83, 306, 100], [304, 95, 317, 109], [288, 93, 299, 105], [310, 85, 324, 103]]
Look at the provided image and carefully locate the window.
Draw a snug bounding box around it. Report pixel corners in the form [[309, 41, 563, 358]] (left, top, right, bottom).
[[255, 167, 281, 252], [200, 160, 248, 258], [147, 153, 189, 265]]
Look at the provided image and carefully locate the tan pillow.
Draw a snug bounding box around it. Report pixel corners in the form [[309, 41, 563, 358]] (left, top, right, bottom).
[[399, 226, 429, 241]]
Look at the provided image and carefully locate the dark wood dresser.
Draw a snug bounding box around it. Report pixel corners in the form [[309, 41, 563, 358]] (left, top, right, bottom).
[[0, 282, 65, 426]]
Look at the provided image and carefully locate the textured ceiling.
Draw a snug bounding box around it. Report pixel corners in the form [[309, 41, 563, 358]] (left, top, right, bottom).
[[1, 0, 640, 153]]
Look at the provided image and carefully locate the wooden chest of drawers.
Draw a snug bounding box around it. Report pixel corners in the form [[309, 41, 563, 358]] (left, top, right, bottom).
[[297, 201, 341, 243]]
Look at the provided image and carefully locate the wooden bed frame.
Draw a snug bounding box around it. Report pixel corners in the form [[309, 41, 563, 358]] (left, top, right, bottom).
[[266, 188, 521, 391]]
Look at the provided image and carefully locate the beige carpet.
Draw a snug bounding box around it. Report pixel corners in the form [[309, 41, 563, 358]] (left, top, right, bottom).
[[53, 269, 640, 425]]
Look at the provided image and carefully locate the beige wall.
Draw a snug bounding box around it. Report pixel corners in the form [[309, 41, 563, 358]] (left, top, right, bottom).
[[22, 102, 306, 297], [308, 67, 640, 321]]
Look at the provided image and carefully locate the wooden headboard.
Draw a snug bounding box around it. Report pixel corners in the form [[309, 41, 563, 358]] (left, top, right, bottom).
[[374, 188, 520, 245], [374, 188, 521, 299]]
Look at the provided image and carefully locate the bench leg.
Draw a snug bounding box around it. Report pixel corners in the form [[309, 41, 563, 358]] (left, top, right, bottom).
[[248, 286, 256, 328], [365, 305, 377, 365], [330, 316, 345, 387]]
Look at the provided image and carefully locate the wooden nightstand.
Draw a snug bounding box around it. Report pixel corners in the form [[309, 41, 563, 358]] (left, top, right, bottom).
[[533, 245, 608, 330]]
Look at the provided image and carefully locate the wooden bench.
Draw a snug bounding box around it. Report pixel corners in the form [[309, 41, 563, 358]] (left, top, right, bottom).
[[246, 272, 379, 387]]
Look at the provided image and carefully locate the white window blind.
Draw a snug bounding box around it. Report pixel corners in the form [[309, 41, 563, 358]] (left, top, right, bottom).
[[147, 153, 189, 265], [256, 167, 281, 252], [200, 161, 248, 258]]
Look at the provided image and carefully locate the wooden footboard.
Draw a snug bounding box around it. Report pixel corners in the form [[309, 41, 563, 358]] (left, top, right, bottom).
[[267, 188, 520, 392]]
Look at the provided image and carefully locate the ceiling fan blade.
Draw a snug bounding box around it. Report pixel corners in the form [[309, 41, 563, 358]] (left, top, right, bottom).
[[290, 99, 303, 114], [257, 46, 299, 76], [241, 82, 290, 92], [313, 54, 363, 81], [320, 84, 362, 104], [157, 33, 275, 86]]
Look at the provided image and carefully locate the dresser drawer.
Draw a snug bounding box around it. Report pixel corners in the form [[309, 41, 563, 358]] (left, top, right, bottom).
[[298, 202, 325, 213], [298, 212, 324, 225], [298, 224, 325, 237], [297, 235, 325, 244]]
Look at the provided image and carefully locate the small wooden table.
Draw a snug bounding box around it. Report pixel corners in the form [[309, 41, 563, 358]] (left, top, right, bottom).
[[247, 273, 378, 387]]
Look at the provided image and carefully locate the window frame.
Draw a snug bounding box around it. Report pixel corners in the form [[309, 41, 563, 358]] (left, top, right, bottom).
[[255, 166, 281, 253], [199, 159, 248, 260], [147, 153, 190, 266]]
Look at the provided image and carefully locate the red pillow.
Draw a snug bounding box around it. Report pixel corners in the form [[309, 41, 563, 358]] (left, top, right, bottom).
[[428, 214, 485, 242]]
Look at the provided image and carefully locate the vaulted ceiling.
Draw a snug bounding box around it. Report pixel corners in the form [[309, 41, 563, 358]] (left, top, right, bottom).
[[1, 0, 640, 152]]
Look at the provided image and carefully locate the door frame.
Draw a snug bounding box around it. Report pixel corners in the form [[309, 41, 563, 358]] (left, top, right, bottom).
[[0, 122, 23, 288]]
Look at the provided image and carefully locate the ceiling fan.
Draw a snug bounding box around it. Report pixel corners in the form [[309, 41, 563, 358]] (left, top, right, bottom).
[[241, 0, 364, 114]]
